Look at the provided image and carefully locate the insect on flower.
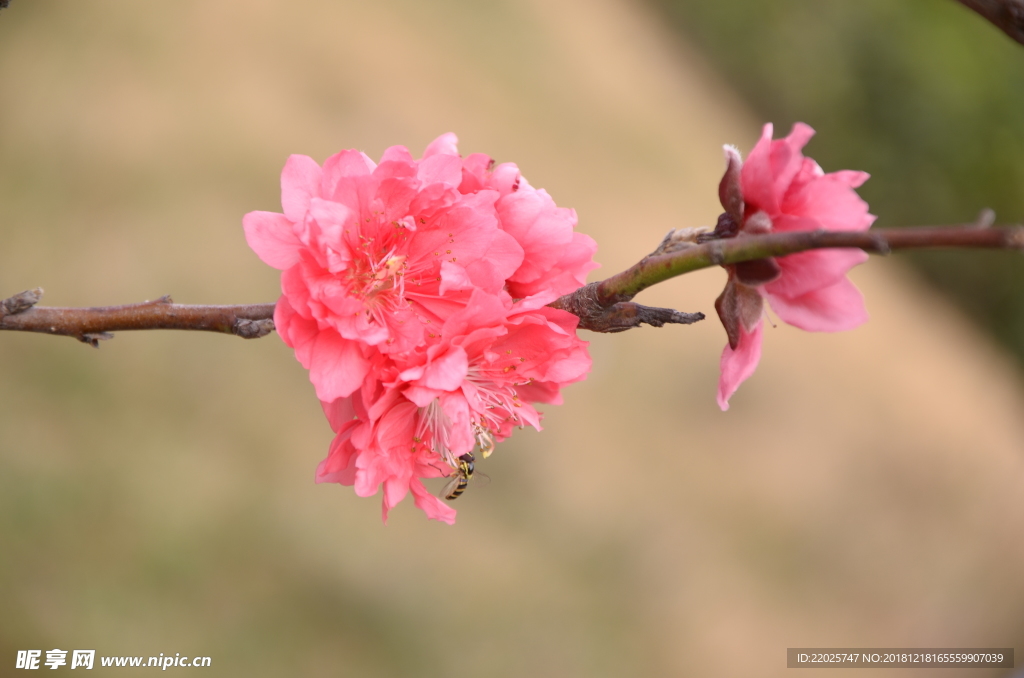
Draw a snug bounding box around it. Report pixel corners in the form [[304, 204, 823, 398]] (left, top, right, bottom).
[[440, 452, 476, 501]]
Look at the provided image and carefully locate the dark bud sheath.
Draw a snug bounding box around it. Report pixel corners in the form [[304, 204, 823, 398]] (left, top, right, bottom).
[[734, 257, 781, 286], [715, 282, 741, 350], [715, 273, 764, 350], [718, 145, 745, 223]]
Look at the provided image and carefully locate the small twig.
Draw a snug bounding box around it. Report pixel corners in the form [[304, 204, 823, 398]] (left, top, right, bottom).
[[955, 0, 1024, 46], [549, 282, 704, 333], [0, 291, 275, 346]]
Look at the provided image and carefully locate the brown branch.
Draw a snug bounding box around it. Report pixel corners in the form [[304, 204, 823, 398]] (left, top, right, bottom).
[[955, 0, 1024, 45], [554, 223, 1024, 332], [2, 223, 1021, 343], [0, 291, 275, 347]]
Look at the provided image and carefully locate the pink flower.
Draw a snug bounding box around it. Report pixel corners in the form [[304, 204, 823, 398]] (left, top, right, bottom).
[[244, 135, 595, 522], [714, 123, 875, 410]]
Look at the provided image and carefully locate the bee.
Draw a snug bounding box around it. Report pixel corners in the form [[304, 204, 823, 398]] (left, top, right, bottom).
[[440, 452, 475, 501]]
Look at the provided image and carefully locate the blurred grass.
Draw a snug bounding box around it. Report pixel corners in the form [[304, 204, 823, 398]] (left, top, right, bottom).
[[647, 0, 1024, 363]]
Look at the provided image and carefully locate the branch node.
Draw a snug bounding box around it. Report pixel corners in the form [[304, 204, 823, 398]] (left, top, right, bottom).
[[80, 332, 114, 348], [870, 232, 892, 256], [1, 288, 43, 317], [708, 241, 726, 266], [234, 318, 275, 339], [650, 227, 711, 256], [973, 208, 996, 229], [1008, 226, 1024, 250]]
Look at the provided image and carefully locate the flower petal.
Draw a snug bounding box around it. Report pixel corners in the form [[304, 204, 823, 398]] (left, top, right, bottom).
[[309, 331, 371, 401], [421, 346, 469, 391], [418, 153, 463, 188], [767, 277, 869, 332], [410, 479, 457, 525], [765, 248, 869, 300], [281, 154, 322, 223], [783, 172, 875, 232], [740, 124, 778, 215], [422, 132, 459, 158], [242, 211, 303, 270], [717, 321, 763, 411], [770, 122, 815, 199]]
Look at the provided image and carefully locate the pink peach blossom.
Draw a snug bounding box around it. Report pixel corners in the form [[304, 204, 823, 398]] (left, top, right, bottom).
[[715, 123, 875, 410], [244, 135, 596, 522]]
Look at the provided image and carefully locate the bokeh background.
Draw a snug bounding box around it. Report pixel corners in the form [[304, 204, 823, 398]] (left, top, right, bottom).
[[1, 1, 1023, 676]]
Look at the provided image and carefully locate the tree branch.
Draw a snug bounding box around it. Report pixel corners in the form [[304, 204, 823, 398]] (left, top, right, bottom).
[[2, 223, 1021, 344], [0, 292, 275, 347], [955, 0, 1024, 45]]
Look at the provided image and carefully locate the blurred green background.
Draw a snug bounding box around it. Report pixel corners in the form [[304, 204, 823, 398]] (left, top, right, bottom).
[[1, 1, 1024, 677], [650, 0, 1024, 362]]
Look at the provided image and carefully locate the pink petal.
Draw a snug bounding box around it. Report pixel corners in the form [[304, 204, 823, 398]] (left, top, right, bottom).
[[783, 173, 875, 232], [439, 392, 474, 457], [421, 346, 469, 391], [379, 145, 414, 164], [315, 425, 360, 485], [767, 277, 868, 332], [309, 330, 371, 401], [315, 453, 357, 486], [375, 400, 418, 449], [321, 396, 358, 433], [280, 154, 323, 223], [374, 172, 419, 222], [410, 479, 457, 524], [740, 124, 778, 215], [769, 122, 815, 199], [487, 162, 521, 196], [273, 295, 318, 368], [242, 211, 303, 270], [461, 229, 524, 293], [381, 477, 409, 525], [521, 379, 564, 405], [403, 385, 442, 408], [441, 289, 509, 340], [459, 153, 492, 193], [308, 198, 355, 270], [438, 261, 475, 295], [765, 248, 869, 299], [508, 228, 598, 297], [717, 321, 763, 411], [422, 132, 460, 158], [321, 149, 376, 203], [418, 153, 463, 188], [498, 189, 576, 285]]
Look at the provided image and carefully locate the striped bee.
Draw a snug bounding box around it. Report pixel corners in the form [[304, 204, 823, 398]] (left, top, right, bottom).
[[440, 452, 475, 501]]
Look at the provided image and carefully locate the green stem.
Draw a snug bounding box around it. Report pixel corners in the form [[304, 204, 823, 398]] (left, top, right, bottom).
[[595, 225, 1024, 306]]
